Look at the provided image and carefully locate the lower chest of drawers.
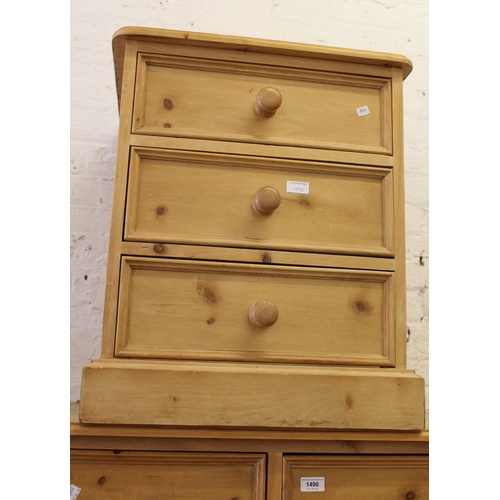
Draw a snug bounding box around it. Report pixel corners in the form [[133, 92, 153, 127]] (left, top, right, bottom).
[[71, 451, 428, 500], [70, 416, 429, 500]]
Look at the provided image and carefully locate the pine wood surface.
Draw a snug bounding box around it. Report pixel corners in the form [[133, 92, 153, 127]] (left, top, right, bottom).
[[283, 455, 428, 499], [71, 404, 428, 441], [132, 51, 393, 155], [79, 27, 424, 431], [390, 68, 409, 369], [119, 241, 396, 271], [71, 450, 266, 500], [128, 134, 396, 167], [80, 360, 424, 429], [70, 403, 428, 500], [99, 41, 140, 359], [71, 402, 428, 456], [112, 27, 413, 110], [114, 257, 395, 366], [124, 147, 394, 257]]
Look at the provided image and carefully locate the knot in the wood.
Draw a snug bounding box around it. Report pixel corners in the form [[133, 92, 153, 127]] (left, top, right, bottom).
[[156, 205, 168, 216], [197, 281, 218, 305], [261, 252, 272, 264], [352, 298, 371, 313]]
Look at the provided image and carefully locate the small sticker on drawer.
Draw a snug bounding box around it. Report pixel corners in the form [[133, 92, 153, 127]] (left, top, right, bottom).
[[70, 484, 81, 499], [300, 477, 325, 492], [286, 181, 309, 194], [356, 105, 370, 117]]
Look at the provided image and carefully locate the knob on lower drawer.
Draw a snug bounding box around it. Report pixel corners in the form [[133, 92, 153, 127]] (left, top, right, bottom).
[[255, 87, 282, 117], [253, 186, 281, 215], [249, 300, 279, 328]]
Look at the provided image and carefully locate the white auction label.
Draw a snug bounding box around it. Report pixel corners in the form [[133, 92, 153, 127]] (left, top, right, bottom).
[[300, 477, 325, 492], [356, 105, 370, 117], [286, 181, 310, 194], [70, 484, 81, 499]]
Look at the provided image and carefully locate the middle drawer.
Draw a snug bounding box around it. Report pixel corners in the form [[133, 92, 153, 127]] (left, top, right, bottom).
[[115, 257, 395, 367], [124, 148, 394, 257]]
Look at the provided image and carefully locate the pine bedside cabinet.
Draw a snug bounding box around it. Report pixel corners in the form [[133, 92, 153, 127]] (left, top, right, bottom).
[[72, 27, 428, 500]]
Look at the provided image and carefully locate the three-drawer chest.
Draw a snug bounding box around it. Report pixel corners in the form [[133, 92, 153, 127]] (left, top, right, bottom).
[[79, 27, 425, 431]]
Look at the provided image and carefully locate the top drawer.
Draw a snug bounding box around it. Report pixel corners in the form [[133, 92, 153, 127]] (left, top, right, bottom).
[[132, 52, 393, 155]]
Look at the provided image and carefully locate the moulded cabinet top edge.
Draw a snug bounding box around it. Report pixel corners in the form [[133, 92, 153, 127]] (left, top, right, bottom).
[[112, 26, 413, 80]]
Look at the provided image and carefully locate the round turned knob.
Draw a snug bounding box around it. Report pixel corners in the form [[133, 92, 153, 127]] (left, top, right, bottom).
[[253, 186, 281, 215], [255, 87, 282, 117], [249, 300, 279, 328]]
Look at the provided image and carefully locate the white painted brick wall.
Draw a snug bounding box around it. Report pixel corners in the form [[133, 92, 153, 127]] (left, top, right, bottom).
[[70, 0, 429, 409]]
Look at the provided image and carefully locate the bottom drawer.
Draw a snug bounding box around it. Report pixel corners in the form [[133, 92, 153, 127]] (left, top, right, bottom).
[[115, 256, 395, 366], [70, 450, 266, 500], [283, 455, 428, 499]]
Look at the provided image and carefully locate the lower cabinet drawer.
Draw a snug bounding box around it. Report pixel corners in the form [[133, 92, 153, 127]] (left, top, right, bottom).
[[283, 455, 429, 499], [70, 450, 266, 500], [115, 256, 395, 366]]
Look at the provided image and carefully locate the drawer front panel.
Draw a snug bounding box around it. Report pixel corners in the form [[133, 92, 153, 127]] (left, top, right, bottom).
[[70, 450, 266, 500], [124, 148, 394, 257], [132, 53, 392, 155], [115, 257, 395, 366], [283, 455, 429, 500]]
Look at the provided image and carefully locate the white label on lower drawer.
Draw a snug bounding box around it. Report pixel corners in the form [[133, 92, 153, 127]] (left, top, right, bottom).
[[356, 105, 371, 117], [300, 477, 325, 492], [286, 181, 309, 194], [70, 484, 81, 499]]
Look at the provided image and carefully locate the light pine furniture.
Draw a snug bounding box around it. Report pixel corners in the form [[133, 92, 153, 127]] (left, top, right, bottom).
[[79, 27, 425, 430], [70, 404, 429, 500]]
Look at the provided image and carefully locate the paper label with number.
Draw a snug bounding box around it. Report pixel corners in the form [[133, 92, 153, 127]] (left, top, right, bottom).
[[70, 484, 81, 499], [356, 105, 370, 117], [300, 477, 325, 492], [286, 181, 310, 194]]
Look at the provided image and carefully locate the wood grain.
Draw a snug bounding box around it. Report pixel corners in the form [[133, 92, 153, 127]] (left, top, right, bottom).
[[71, 450, 266, 500], [80, 359, 424, 430], [79, 28, 424, 433], [114, 257, 395, 366], [112, 27, 412, 109], [132, 52, 393, 155], [124, 147, 394, 257], [283, 455, 428, 499]]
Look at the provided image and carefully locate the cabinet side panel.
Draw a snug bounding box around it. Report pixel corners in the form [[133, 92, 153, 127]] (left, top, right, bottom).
[[391, 68, 408, 368], [100, 41, 138, 357]]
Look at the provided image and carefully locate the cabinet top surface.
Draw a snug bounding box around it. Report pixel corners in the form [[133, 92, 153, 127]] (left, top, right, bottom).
[[112, 26, 413, 79]]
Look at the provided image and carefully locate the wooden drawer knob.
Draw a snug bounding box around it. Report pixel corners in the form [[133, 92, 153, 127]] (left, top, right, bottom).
[[253, 186, 281, 215], [249, 300, 279, 328], [255, 87, 282, 117]]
